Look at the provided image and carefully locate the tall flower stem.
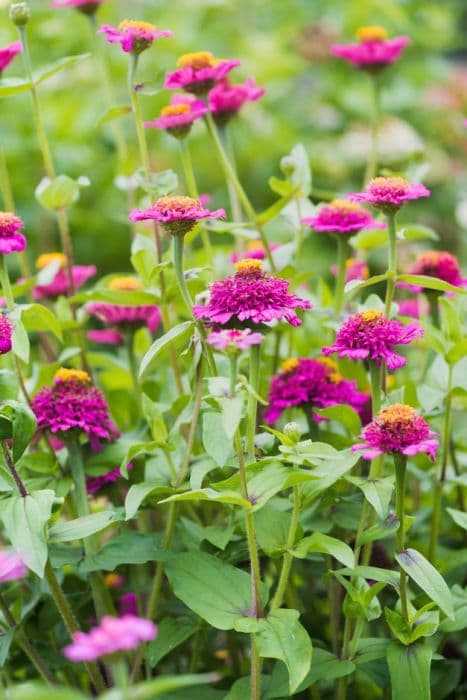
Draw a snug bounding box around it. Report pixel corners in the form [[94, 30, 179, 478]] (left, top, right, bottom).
[[0, 142, 30, 278], [334, 236, 350, 316], [219, 124, 243, 223], [426, 290, 441, 329], [204, 112, 276, 271], [394, 454, 409, 621], [125, 331, 142, 416], [363, 76, 381, 186], [384, 212, 397, 316], [246, 344, 261, 462], [270, 483, 301, 610], [178, 140, 213, 258]]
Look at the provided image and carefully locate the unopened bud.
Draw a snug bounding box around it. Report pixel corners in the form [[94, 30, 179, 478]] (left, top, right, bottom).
[[9, 2, 30, 27], [280, 156, 295, 177], [284, 422, 301, 443]]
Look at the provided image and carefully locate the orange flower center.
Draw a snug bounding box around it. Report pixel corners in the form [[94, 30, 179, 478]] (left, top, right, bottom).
[[330, 198, 361, 213], [282, 357, 299, 373], [54, 367, 91, 385], [0, 211, 18, 227], [160, 104, 191, 117], [108, 277, 142, 292], [104, 573, 123, 589], [157, 195, 198, 213], [317, 356, 342, 383], [369, 176, 408, 192], [377, 403, 416, 427], [356, 26, 388, 43], [177, 51, 217, 69], [118, 19, 156, 32], [417, 251, 442, 267], [359, 309, 383, 323], [234, 259, 263, 275], [36, 252, 67, 270], [246, 241, 264, 252]]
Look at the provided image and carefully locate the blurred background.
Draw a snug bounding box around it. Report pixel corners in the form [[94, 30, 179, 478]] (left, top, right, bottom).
[[0, 0, 466, 278]]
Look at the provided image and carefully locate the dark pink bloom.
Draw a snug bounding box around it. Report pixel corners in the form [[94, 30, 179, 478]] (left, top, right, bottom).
[[264, 356, 367, 424], [303, 199, 385, 236], [194, 259, 311, 328], [0, 212, 26, 255], [331, 259, 369, 283], [86, 463, 133, 495], [88, 329, 124, 346], [118, 592, 138, 616], [87, 303, 161, 333], [400, 251, 466, 292], [208, 77, 265, 124], [0, 316, 13, 355], [0, 550, 26, 582], [130, 195, 225, 236], [0, 41, 22, 74], [231, 242, 280, 264], [397, 298, 429, 318], [33, 253, 96, 299], [331, 26, 410, 71], [98, 20, 172, 54], [63, 615, 157, 662], [323, 309, 423, 370], [350, 177, 430, 213], [165, 51, 240, 95], [353, 404, 438, 460], [50, 0, 104, 14], [145, 94, 207, 139], [207, 328, 263, 351], [32, 368, 118, 451]]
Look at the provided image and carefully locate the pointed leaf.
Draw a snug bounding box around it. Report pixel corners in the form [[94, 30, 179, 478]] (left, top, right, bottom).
[[139, 321, 194, 378], [396, 548, 454, 618], [386, 640, 432, 700]]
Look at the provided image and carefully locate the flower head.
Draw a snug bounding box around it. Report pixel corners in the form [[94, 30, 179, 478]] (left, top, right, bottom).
[[353, 404, 438, 460], [323, 309, 423, 370], [401, 251, 466, 291], [118, 592, 138, 616], [208, 77, 265, 125], [331, 26, 410, 72], [0, 316, 13, 355], [50, 0, 104, 15], [145, 94, 207, 139], [207, 328, 263, 352], [129, 195, 225, 236], [194, 259, 312, 328], [86, 463, 133, 495], [397, 298, 429, 319], [302, 199, 385, 236], [0, 41, 22, 74], [331, 258, 369, 283], [231, 241, 280, 264], [165, 51, 240, 95], [98, 20, 172, 54], [350, 176, 430, 213], [32, 368, 118, 450], [63, 615, 157, 662], [33, 252, 96, 299], [0, 211, 26, 255], [0, 550, 26, 583]]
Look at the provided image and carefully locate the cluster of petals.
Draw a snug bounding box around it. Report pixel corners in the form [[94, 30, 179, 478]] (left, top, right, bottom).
[[331, 258, 369, 283], [208, 77, 265, 123], [401, 250, 466, 291], [86, 463, 132, 495], [98, 20, 172, 54], [0, 550, 26, 583], [264, 356, 367, 424], [63, 614, 157, 662], [51, 0, 104, 13], [207, 328, 263, 351], [118, 592, 138, 616], [130, 195, 225, 236], [33, 253, 96, 299], [194, 259, 311, 328], [0, 315, 13, 355], [303, 199, 385, 236], [165, 51, 240, 95], [0, 41, 22, 73], [145, 94, 207, 138], [0, 212, 26, 255], [353, 403, 438, 460], [350, 177, 430, 213], [322, 309, 424, 370], [331, 26, 410, 70]]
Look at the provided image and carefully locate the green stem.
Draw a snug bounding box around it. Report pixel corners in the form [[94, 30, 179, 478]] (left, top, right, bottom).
[[111, 657, 129, 690], [125, 331, 142, 415], [363, 76, 381, 186], [219, 124, 243, 223], [384, 213, 397, 316], [246, 344, 261, 462], [426, 291, 441, 329], [128, 54, 150, 174], [0, 255, 15, 310], [229, 354, 238, 397], [270, 485, 300, 610], [369, 360, 382, 417], [179, 140, 213, 259], [334, 236, 350, 316], [394, 454, 409, 622]]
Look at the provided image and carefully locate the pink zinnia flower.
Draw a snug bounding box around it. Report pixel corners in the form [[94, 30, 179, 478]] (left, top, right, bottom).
[[63, 614, 157, 662], [208, 77, 265, 125], [207, 328, 263, 351], [165, 51, 240, 95], [331, 258, 369, 283], [0, 315, 13, 355], [50, 0, 104, 14], [145, 94, 207, 139], [32, 368, 118, 451], [88, 329, 124, 346], [0, 41, 22, 74], [0, 550, 26, 582], [331, 26, 410, 71], [194, 259, 312, 328], [322, 309, 424, 370], [230, 241, 280, 264], [303, 199, 385, 236], [0, 211, 26, 255], [33, 252, 96, 300], [264, 356, 367, 424], [397, 298, 429, 319], [118, 592, 138, 616], [86, 462, 133, 495], [353, 404, 438, 460], [130, 195, 225, 236], [350, 176, 430, 214], [98, 20, 172, 54], [400, 251, 466, 292]]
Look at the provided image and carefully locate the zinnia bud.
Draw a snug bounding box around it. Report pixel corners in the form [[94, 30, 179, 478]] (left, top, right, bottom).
[[9, 2, 30, 26]]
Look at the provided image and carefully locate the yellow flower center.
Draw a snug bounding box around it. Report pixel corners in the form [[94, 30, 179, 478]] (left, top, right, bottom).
[[0, 211, 18, 227], [160, 104, 191, 117], [377, 403, 416, 426], [317, 356, 341, 383], [246, 241, 264, 252], [177, 51, 217, 69], [104, 573, 122, 589], [356, 26, 388, 43], [157, 195, 198, 212], [36, 252, 67, 270], [54, 367, 91, 384], [118, 19, 156, 32], [282, 357, 299, 373], [345, 259, 369, 279], [330, 199, 361, 212], [369, 176, 408, 191], [234, 259, 263, 274], [108, 277, 142, 292], [417, 251, 442, 267]]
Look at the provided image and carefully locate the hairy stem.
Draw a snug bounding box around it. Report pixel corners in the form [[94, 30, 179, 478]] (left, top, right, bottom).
[[363, 76, 381, 186], [334, 235, 350, 317], [384, 212, 397, 316], [394, 454, 409, 621]]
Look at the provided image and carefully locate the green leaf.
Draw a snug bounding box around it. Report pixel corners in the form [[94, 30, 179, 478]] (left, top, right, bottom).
[[79, 532, 166, 573], [5, 685, 88, 700], [33, 53, 90, 85], [335, 565, 400, 589], [20, 303, 63, 341], [293, 532, 354, 568], [346, 476, 394, 518], [139, 321, 194, 378], [0, 628, 15, 667], [256, 188, 299, 225], [397, 274, 466, 295], [125, 480, 173, 520], [298, 648, 355, 685], [101, 674, 219, 700], [0, 400, 37, 463], [146, 617, 198, 667], [439, 297, 462, 344], [255, 609, 312, 693], [386, 640, 433, 700], [48, 509, 124, 543], [397, 224, 439, 242], [344, 273, 390, 297], [396, 548, 454, 619], [97, 105, 132, 126], [202, 412, 233, 467], [35, 174, 90, 211], [0, 77, 32, 98], [446, 339, 467, 365], [255, 507, 293, 557], [10, 309, 30, 363], [314, 404, 361, 434], [134, 168, 178, 198], [160, 488, 251, 510], [218, 396, 244, 440], [446, 507, 467, 530], [350, 227, 387, 250], [357, 512, 400, 546]]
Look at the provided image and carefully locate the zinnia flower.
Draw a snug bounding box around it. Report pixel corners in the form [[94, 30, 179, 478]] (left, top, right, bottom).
[[208, 77, 265, 125], [33, 252, 96, 299], [98, 20, 172, 54], [323, 309, 423, 370], [331, 258, 369, 283], [264, 356, 367, 424], [0, 550, 26, 582], [352, 404, 438, 460], [350, 176, 430, 214], [397, 298, 429, 319], [164, 51, 240, 95], [302, 199, 385, 236], [0, 211, 26, 255], [129, 195, 225, 236], [118, 592, 138, 616], [193, 259, 312, 328], [144, 94, 207, 139], [231, 241, 280, 264], [0, 315, 13, 355], [207, 328, 263, 351], [331, 26, 410, 72], [32, 368, 118, 450], [400, 251, 466, 291], [86, 462, 133, 495], [50, 0, 104, 14], [63, 615, 157, 662], [0, 41, 22, 74]]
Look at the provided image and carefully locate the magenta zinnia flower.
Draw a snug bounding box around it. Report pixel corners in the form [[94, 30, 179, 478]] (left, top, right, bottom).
[[207, 328, 263, 351], [400, 251, 466, 292], [0, 211, 26, 255], [353, 404, 438, 460], [50, 0, 104, 14], [32, 368, 118, 451], [350, 176, 430, 214], [331, 258, 369, 283], [331, 26, 410, 72], [0, 315, 13, 355], [397, 298, 429, 319], [33, 252, 95, 300], [63, 615, 157, 662], [0, 550, 26, 583], [88, 329, 124, 346], [194, 259, 312, 328], [130, 195, 225, 236], [0, 41, 22, 74], [303, 199, 385, 237], [118, 592, 138, 616], [145, 94, 207, 139], [323, 310, 424, 370], [86, 463, 133, 495], [208, 77, 265, 125], [165, 51, 240, 95], [98, 20, 172, 54]]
